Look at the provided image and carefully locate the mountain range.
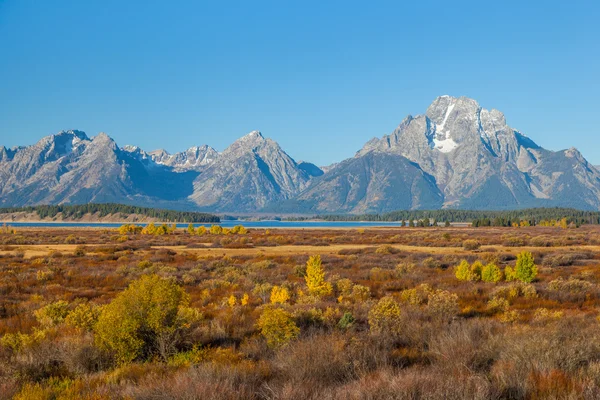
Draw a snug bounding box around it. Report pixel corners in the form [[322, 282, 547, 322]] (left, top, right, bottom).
[[2, 95, 599, 214]]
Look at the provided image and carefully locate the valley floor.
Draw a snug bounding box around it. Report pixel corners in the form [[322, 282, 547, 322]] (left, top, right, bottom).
[[2, 225, 600, 398]]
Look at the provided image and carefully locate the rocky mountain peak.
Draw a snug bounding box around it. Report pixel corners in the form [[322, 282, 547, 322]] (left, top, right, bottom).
[[149, 148, 169, 158], [91, 132, 118, 150], [246, 130, 264, 139], [223, 130, 270, 155], [0, 146, 8, 162], [59, 130, 89, 140], [146, 145, 218, 171]]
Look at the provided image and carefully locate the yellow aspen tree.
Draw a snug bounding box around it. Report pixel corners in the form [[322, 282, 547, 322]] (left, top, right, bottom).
[[305, 255, 333, 297]]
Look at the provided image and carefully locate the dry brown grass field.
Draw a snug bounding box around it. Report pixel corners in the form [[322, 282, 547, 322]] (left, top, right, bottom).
[[2, 225, 600, 399]]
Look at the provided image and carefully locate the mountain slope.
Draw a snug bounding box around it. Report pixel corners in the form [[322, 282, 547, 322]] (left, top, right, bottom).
[[0, 131, 199, 208], [1, 96, 599, 213], [295, 96, 600, 212], [188, 131, 318, 211], [282, 152, 443, 213]]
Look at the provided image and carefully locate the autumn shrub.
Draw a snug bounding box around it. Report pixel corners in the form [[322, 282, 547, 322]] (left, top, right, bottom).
[[368, 296, 402, 336], [73, 245, 86, 257], [547, 277, 596, 302], [349, 284, 371, 302], [530, 236, 552, 247], [64, 234, 78, 244], [463, 239, 481, 251], [533, 308, 563, 321], [270, 286, 290, 304], [7, 335, 108, 383], [427, 290, 459, 320], [487, 296, 510, 314], [257, 307, 299, 348], [396, 262, 416, 275], [542, 252, 589, 267], [252, 283, 273, 303], [36, 269, 54, 282], [499, 310, 519, 324], [34, 300, 70, 327], [400, 284, 433, 306], [94, 274, 199, 363], [548, 277, 594, 294], [369, 267, 395, 281], [491, 282, 537, 300], [422, 256, 441, 269], [1, 329, 47, 353], [504, 236, 526, 247], [375, 244, 395, 254], [335, 278, 354, 296]]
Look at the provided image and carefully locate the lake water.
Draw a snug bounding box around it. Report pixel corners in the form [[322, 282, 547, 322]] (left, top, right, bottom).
[[6, 221, 404, 229]]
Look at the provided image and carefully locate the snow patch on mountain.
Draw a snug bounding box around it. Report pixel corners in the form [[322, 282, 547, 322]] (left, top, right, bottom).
[[433, 137, 459, 153], [431, 102, 458, 153]]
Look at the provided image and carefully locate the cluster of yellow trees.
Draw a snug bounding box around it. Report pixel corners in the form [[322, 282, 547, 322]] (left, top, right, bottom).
[[455, 251, 538, 283], [511, 218, 569, 228], [257, 255, 333, 347], [537, 218, 569, 228], [118, 223, 249, 236], [118, 223, 176, 236], [186, 224, 247, 235]]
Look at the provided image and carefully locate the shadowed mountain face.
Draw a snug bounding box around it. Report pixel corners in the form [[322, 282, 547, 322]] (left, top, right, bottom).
[[1, 96, 599, 213]]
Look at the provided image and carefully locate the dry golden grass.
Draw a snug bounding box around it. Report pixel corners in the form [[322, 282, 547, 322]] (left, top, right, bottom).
[[5, 241, 600, 259]]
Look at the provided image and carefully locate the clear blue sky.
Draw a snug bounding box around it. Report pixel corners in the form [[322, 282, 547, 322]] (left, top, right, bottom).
[[0, 0, 599, 166]]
